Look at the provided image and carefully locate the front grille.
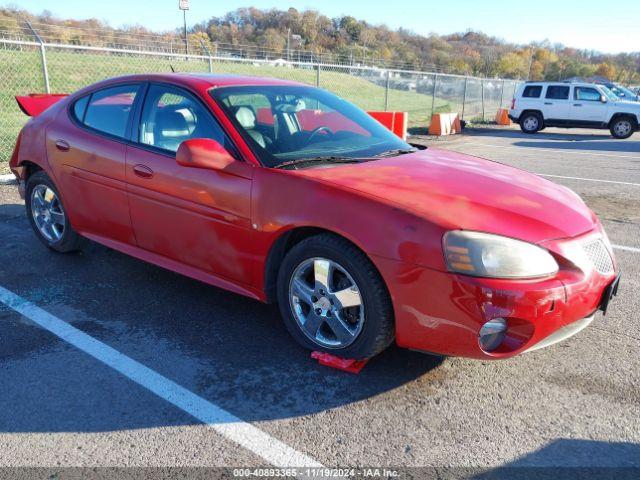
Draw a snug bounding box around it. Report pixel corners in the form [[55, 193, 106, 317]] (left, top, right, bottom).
[[582, 239, 614, 274]]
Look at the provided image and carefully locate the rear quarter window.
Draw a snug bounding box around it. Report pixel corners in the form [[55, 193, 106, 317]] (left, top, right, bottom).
[[81, 84, 140, 139], [522, 85, 542, 98], [72, 95, 89, 122]]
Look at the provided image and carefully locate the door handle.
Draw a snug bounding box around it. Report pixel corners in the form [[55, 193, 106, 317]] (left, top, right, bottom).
[[133, 164, 154, 179], [55, 139, 70, 152], [544, 102, 553, 105], [573, 103, 582, 107]]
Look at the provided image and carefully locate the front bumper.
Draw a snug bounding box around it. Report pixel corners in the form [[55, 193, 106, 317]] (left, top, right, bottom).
[[524, 313, 595, 353], [374, 230, 618, 360]]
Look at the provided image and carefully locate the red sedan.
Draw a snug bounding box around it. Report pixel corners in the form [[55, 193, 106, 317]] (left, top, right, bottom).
[[10, 74, 620, 360]]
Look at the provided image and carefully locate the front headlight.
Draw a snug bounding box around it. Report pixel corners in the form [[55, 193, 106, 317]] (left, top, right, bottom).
[[443, 231, 559, 279]]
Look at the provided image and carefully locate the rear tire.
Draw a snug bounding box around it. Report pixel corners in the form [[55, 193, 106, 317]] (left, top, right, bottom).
[[277, 234, 395, 360], [520, 112, 543, 134], [610, 116, 635, 139], [25, 171, 85, 253]]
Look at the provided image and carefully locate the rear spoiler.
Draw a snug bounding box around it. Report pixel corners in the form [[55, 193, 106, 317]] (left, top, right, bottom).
[[15, 93, 68, 117]]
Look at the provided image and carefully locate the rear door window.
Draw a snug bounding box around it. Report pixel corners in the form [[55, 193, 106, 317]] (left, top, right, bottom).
[[138, 84, 230, 154], [545, 86, 570, 100], [522, 85, 542, 98], [82, 85, 140, 139]]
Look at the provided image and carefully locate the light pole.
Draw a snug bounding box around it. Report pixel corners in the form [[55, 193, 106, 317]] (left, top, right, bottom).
[[287, 28, 291, 61], [179, 0, 189, 58]]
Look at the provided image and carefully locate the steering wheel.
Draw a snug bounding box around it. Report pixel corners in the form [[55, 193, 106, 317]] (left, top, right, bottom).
[[308, 126, 335, 143]]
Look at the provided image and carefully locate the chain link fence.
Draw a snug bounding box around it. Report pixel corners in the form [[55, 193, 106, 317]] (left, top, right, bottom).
[[0, 37, 521, 168]]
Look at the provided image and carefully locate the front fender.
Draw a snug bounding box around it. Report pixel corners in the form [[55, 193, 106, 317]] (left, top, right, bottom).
[[250, 167, 447, 293]]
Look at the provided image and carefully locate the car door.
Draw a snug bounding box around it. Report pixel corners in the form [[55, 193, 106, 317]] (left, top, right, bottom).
[[541, 85, 571, 122], [568, 86, 608, 125], [125, 83, 254, 283], [47, 83, 142, 244]]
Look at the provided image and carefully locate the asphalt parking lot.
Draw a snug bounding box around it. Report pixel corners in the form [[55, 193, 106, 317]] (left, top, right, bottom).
[[0, 126, 638, 479]]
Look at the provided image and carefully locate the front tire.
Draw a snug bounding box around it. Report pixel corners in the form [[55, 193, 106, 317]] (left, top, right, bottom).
[[610, 116, 635, 139], [277, 234, 394, 360], [520, 112, 543, 134], [25, 171, 85, 253]]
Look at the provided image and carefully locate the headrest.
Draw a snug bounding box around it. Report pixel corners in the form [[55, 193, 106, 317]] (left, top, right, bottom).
[[274, 99, 306, 113], [235, 106, 256, 129], [156, 109, 189, 137]]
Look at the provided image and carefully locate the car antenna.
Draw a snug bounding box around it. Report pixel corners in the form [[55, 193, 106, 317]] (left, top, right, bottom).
[[170, 65, 175, 73]]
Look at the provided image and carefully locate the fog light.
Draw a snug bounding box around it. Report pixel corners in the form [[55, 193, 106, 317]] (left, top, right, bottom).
[[479, 318, 507, 352]]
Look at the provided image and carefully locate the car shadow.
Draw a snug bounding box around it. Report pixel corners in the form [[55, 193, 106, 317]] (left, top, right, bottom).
[[0, 202, 445, 433], [463, 127, 640, 153], [464, 126, 615, 142], [512, 140, 640, 154], [471, 439, 640, 479]]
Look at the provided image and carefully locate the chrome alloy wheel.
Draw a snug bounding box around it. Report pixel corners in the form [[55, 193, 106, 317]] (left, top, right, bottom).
[[523, 116, 539, 131], [30, 184, 65, 242], [288, 257, 364, 349], [613, 120, 632, 137]]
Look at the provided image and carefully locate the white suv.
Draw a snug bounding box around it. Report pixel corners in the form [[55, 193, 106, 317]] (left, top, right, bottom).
[[509, 82, 640, 139]]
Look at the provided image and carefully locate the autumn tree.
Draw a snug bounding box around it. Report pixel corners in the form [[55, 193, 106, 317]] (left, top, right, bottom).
[[595, 63, 617, 80]]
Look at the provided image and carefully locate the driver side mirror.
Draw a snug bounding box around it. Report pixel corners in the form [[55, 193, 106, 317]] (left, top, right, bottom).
[[600, 95, 607, 103], [176, 138, 235, 171]]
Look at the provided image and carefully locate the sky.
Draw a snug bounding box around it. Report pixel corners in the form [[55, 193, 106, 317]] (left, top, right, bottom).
[[8, 0, 640, 54]]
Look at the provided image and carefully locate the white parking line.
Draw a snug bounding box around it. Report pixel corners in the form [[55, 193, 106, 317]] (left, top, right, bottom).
[[468, 141, 640, 160], [613, 244, 640, 253], [536, 174, 640, 187], [0, 285, 322, 470], [0, 174, 17, 185]]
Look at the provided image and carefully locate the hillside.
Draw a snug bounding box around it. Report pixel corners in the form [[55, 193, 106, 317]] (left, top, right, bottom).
[[0, 5, 638, 82]]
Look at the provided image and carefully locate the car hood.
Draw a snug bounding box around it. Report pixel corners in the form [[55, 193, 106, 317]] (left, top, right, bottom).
[[291, 148, 596, 243], [612, 99, 640, 108]]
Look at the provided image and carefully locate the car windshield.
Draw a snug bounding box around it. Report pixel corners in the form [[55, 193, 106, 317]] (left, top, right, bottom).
[[599, 85, 620, 102], [210, 85, 412, 168], [611, 85, 637, 100]]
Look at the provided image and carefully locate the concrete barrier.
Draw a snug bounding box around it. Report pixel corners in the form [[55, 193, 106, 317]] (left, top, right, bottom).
[[428, 113, 462, 136]]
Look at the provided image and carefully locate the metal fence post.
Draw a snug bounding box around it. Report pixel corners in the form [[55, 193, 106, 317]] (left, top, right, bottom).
[[480, 79, 485, 122], [315, 62, 320, 87], [499, 79, 505, 109], [461, 77, 468, 121], [26, 21, 50, 93], [199, 40, 213, 73], [431, 73, 438, 117], [384, 69, 390, 112]]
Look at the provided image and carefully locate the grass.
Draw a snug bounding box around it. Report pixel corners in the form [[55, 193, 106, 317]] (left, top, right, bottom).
[[0, 47, 504, 172]]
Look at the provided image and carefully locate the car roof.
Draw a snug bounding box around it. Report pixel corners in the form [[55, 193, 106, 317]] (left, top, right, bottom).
[[523, 81, 599, 87], [84, 73, 307, 92]]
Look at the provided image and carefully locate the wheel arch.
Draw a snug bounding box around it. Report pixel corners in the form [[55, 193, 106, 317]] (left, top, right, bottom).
[[520, 109, 544, 121], [19, 160, 44, 181], [609, 112, 639, 128], [263, 226, 385, 304]]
